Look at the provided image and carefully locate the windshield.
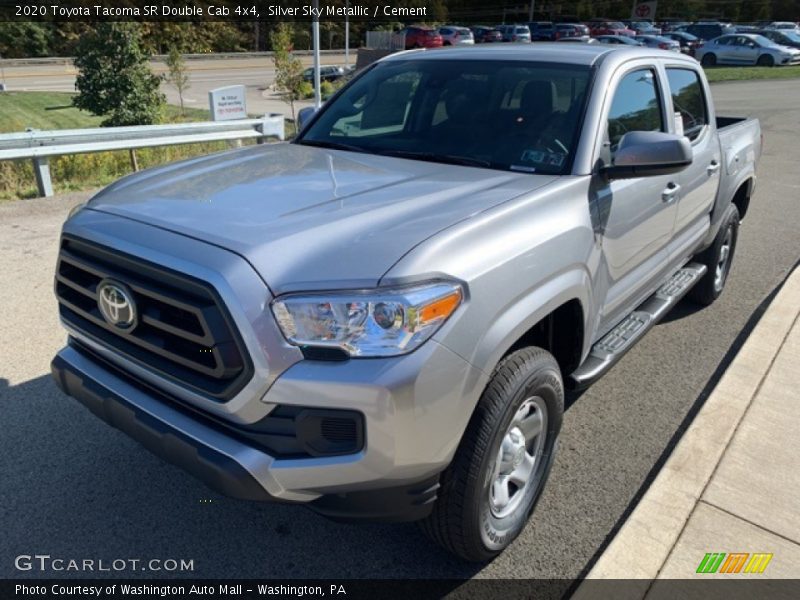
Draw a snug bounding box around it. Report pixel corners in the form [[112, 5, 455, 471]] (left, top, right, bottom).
[[782, 31, 800, 42], [296, 59, 591, 176]]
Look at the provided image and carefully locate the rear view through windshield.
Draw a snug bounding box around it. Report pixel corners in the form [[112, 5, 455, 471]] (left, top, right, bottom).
[[297, 59, 592, 175]]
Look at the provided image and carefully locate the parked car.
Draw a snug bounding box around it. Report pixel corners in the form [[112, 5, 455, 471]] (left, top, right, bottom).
[[552, 23, 586, 40], [686, 22, 735, 41], [732, 25, 760, 33], [634, 34, 681, 51], [398, 26, 443, 49], [766, 21, 800, 31], [757, 28, 800, 50], [628, 20, 662, 35], [556, 36, 596, 43], [302, 65, 345, 83], [697, 33, 800, 66], [595, 35, 645, 46], [659, 20, 691, 32], [439, 26, 475, 46], [471, 26, 502, 43], [664, 31, 702, 55], [527, 21, 555, 40], [54, 43, 760, 563], [571, 23, 591, 36], [589, 20, 635, 37], [496, 24, 532, 43]]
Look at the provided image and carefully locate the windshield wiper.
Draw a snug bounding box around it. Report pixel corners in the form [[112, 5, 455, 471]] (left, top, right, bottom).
[[296, 139, 371, 154], [376, 150, 492, 169]]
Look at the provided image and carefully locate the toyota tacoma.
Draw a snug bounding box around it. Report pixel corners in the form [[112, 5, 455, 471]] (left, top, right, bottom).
[[52, 45, 760, 561]]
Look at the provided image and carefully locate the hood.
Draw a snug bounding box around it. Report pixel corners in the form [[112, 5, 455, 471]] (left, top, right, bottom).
[[88, 143, 557, 294]]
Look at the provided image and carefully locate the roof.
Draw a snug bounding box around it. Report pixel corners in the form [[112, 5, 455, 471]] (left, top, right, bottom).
[[379, 44, 700, 71], [382, 43, 615, 66]]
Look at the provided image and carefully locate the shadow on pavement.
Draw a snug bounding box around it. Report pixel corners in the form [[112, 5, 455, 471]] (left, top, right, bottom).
[[0, 375, 482, 580], [568, 258, 800, 594]]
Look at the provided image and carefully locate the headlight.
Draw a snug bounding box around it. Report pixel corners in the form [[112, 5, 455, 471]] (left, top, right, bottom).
[[272, 282, 463, 357]]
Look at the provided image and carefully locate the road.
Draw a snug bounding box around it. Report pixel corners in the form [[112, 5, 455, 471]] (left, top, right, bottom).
[[1, 78, 799, 581], [1, 54, 350, 118]]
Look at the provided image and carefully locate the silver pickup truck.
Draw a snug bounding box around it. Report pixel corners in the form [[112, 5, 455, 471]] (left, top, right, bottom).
[[51, 45, 760, 561]]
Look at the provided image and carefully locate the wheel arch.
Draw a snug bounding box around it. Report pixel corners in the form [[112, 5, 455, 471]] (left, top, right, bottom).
[[501, 298, 585, 377], [731, 176, 754, 221]]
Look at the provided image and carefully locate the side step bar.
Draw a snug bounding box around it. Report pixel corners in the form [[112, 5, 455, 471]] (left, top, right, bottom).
[[567, 262, 707, 391]]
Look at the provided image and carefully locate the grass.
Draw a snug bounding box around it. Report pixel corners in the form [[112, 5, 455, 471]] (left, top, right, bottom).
[[0, 91, 211, 132], [704, 65, 800, 82], [0, 92, 252, 200]]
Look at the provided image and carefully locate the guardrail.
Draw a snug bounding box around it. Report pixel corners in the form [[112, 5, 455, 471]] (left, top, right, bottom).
[[0, 115, 284, 198]]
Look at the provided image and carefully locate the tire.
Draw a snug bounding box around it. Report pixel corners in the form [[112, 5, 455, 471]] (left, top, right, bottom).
[[419, 347, 564, 562], [701, 53, 717, 67], [688, 205, 739, 306], [757, 54, 775, 67]]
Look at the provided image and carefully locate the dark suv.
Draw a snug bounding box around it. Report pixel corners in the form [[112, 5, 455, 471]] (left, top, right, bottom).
[[686, 22, 734, 41], [527, 21, 554, 40]]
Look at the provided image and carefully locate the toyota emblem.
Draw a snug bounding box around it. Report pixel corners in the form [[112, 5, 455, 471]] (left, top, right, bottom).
[[97, 280, 137, 330]]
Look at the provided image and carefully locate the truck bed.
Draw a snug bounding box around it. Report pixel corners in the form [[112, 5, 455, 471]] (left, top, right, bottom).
[[716, 115, 761, 220]]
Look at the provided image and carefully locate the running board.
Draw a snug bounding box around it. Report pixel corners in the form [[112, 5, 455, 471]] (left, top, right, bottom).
[[567, 262, 707, 391]]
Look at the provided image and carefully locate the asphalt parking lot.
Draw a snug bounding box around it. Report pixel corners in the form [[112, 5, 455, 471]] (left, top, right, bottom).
[[1, 78, 799, 581]]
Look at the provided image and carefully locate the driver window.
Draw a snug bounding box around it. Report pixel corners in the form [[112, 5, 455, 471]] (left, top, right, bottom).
[[607, 68, 665, 155]]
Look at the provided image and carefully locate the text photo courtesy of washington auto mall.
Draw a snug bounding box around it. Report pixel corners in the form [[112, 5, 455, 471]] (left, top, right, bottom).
[[1, 0, 800, 599]]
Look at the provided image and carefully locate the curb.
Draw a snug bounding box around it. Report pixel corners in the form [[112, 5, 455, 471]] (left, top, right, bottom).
[[573, 266, 800, 592]]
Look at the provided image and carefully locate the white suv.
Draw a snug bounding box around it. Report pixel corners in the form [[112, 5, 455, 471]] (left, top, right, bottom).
[[438, 26, 475, 45]]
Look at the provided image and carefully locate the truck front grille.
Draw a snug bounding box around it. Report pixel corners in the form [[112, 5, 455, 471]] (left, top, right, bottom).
[[55, 237, 252, 401]]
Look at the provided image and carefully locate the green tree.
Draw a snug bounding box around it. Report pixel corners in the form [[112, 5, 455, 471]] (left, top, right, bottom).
[[165, 47, 190, 117], [73, 23, 165, 127], [270, 23, 306, 123], [0, 22, 52, 58]]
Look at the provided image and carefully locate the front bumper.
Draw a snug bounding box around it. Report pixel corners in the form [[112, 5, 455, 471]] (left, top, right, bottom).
[[52, 334, 486, 521]]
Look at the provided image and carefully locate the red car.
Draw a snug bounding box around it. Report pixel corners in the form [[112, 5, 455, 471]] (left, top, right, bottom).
[[400, 26, 444, 49], [589, 20, 636, 37]]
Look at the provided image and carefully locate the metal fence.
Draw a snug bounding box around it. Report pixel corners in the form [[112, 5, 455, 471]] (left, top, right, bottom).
[[0, 115, 284, 198], [365, 31, 406, 51]]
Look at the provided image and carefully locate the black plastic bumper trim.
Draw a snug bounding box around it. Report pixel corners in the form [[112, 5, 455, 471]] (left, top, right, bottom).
[[52, 350, 441, 522], [51, 353, 273, 502]]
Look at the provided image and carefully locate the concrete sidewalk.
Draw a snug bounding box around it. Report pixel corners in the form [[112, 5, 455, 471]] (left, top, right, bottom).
[[574, 266, 800, 595]]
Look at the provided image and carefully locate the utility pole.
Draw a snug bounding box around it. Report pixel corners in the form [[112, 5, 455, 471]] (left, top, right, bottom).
[[529, 1, 535, 22], [345, 0, 350, 68], [312, 0, 321, 109]]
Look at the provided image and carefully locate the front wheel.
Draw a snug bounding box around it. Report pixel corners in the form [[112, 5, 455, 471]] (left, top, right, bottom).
[[757, 54, 775, 67], [419, 347, 563, 562], [701, 53, 717, 66]]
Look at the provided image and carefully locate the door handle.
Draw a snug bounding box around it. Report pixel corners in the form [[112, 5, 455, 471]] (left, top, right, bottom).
[[662, 182, 681, 203], [707, 160, 720, 175]]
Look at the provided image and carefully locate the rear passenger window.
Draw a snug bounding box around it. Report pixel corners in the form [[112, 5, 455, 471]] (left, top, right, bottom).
[[607, 69, 664, 152], [666, 69, 708, 141]]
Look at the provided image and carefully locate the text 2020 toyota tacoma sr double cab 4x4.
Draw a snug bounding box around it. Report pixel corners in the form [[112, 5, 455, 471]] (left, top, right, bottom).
[[52, 45, 760, 561]]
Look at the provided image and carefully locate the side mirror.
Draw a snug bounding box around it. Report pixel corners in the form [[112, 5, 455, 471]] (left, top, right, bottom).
[[297, 106, 318, 133], [603, 131, 692, 180]]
